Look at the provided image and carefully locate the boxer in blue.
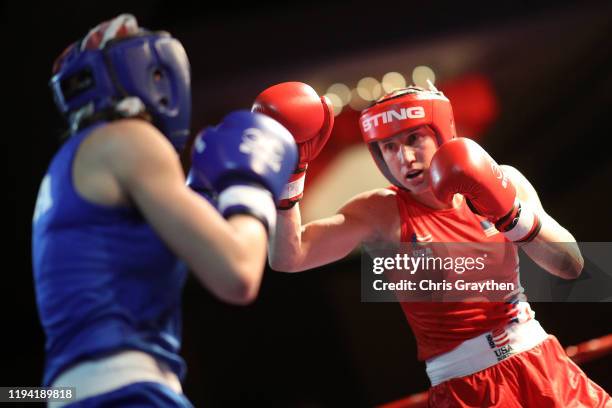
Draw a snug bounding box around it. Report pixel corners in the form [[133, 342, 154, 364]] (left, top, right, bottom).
[[32, 14, 297, 407]]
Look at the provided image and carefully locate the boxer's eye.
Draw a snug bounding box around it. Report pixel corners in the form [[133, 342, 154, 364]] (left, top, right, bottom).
[[407, 133, 420, 146], [383, 142, 397, 152]]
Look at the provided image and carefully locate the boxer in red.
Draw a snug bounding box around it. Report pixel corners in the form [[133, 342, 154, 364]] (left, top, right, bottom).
[[259, 82, 611, 407]]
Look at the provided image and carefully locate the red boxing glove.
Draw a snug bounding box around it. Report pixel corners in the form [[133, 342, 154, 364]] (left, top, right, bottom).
[[429, 138, 541, 242], [252, 82, 334, 209]]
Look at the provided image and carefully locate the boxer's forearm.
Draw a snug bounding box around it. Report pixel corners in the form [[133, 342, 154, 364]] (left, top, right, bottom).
[[269, 203, 367, 273], [269, 205, 305, 272], [521, 212, 584, 279]]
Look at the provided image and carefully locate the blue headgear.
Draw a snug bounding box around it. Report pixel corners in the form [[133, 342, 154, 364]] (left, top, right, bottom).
[[50, 14, 191, 151]]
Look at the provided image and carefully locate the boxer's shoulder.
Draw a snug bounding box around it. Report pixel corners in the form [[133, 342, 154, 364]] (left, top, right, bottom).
[[341, 188, 397, 214], [339, 188, 399, 239], [89, 119, 165, 148], [73, 119, 175, 206], [79, 119, 175, 172], [499, 165, 542, 210]]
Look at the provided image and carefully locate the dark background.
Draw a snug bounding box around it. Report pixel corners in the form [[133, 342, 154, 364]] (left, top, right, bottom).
[[7, 0, 612, 406]]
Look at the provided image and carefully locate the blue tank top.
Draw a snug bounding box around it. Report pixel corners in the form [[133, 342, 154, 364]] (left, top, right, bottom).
[[32, 123, 188, 386]]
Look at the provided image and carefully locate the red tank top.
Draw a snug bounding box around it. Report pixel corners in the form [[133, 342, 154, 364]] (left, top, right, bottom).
[[390, 186, 523, 361]]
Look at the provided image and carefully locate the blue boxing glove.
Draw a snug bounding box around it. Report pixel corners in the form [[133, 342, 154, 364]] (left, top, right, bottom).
[[187, 110, 298, 233]]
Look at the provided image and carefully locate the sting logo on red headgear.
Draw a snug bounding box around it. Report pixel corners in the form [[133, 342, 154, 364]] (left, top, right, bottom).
[[361, 106, 426, 132]]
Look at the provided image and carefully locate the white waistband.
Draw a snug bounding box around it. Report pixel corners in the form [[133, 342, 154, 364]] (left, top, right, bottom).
[[49, 350, 182, 407], [425, 319, 548, 386]]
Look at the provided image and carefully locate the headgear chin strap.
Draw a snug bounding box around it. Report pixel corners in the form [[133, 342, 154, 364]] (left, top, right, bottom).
[[358, 86, 456, 188], [50, 14, 191, 152]]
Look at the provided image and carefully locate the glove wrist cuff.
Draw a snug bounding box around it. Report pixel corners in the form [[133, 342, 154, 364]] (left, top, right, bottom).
[[498, 199, 542, 243], [218, 185, 277, 234], [278, 167, 307, 210]]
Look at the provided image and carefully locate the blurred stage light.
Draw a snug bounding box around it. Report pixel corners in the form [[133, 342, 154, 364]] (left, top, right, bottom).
[[327, 83, 351, 106], [324, 92, 344, 116], [357, 77, 382, 101], [382, 72, 406, 93], [412, 65, 436, 88], [348, 88, 369, 111]]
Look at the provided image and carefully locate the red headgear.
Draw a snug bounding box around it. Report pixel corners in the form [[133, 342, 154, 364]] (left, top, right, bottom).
[[359, 86, 456, 188]]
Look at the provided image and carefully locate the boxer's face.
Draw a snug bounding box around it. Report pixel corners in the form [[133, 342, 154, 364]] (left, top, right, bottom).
[[378, 126, 437, 193]]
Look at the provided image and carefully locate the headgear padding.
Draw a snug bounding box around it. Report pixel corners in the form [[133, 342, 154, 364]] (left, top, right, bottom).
[[50, 14, 191, 151]]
